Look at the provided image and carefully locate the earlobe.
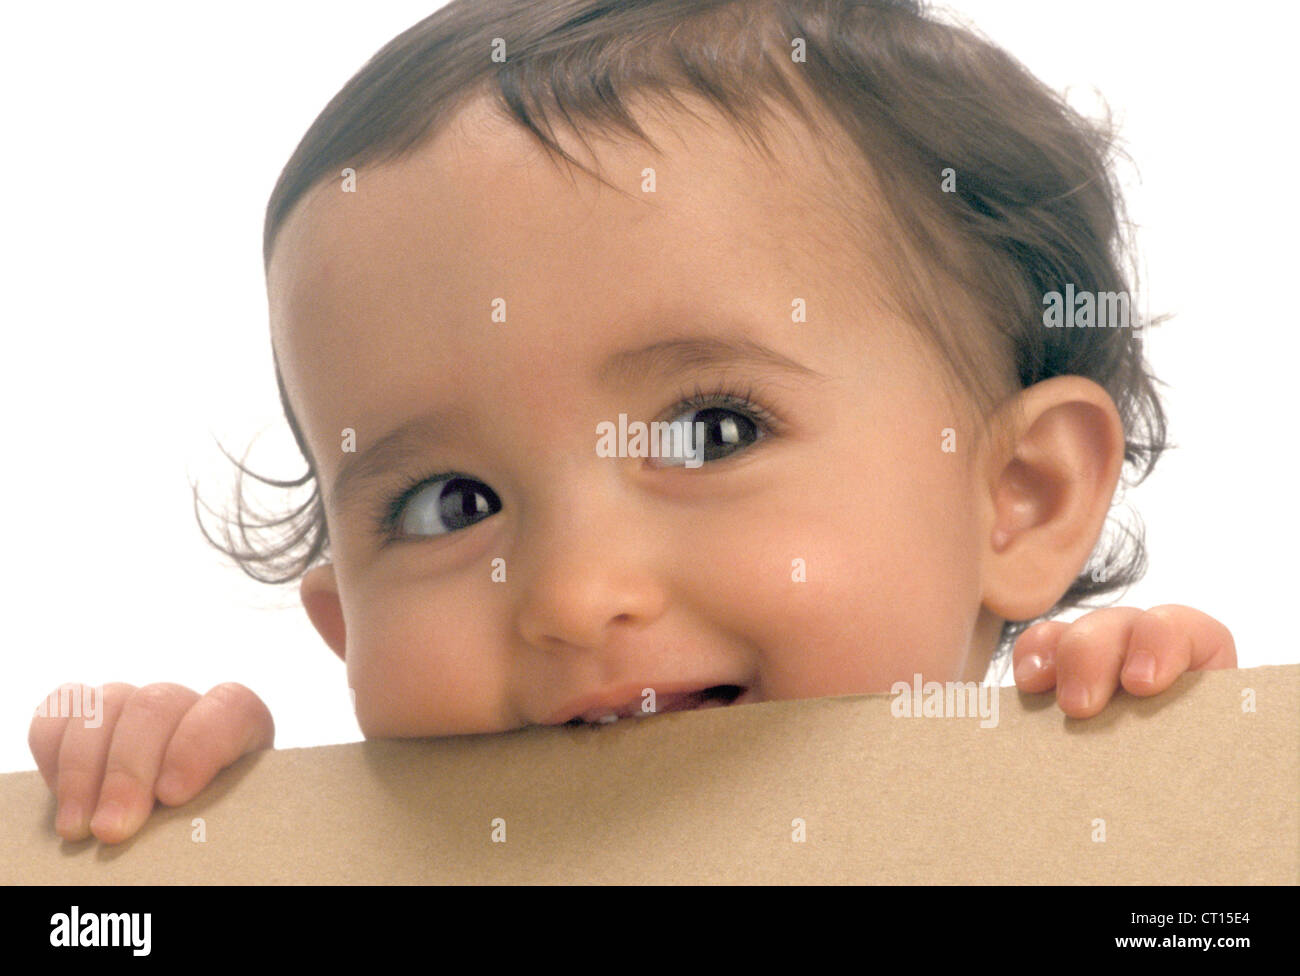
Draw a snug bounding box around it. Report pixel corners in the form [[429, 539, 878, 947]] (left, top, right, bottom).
[[980, 376, 1126, 622], [301, 564, 347, 662]]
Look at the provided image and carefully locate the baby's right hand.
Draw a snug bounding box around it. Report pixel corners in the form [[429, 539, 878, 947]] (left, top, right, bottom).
[[28, 682, 274, 845]]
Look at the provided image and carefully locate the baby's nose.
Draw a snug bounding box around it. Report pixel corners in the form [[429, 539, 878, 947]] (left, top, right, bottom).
[[509, 479, 670, 652]]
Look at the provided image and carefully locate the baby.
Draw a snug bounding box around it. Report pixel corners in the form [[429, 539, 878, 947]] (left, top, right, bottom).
[[30, 0, 1235, 845]]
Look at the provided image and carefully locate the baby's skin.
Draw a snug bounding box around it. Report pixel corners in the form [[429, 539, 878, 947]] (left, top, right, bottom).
[[29, 96, 1237, 844]]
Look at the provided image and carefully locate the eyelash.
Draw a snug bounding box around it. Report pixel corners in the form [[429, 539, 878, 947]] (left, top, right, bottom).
[[374, 381, 782, 542], [663, 381, 781, 437]]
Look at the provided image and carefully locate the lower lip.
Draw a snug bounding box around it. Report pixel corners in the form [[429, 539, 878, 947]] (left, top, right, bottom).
[[582, 686, 753, 725]]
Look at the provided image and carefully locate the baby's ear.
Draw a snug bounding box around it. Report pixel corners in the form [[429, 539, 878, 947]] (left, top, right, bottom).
[[978, 375, 1125, 621], [301, 564, 347, 661]]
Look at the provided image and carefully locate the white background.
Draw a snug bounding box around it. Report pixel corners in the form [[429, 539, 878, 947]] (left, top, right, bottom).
[[1, 1, 1296, 773]]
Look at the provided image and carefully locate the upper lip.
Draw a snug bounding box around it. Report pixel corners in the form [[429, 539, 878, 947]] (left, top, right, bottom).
[[544, 681, 748, 725]]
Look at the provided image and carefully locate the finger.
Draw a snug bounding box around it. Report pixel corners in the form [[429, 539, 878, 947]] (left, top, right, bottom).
[[1053, 607, 1145, 718], [1011, 621, 1067, 692], [155, 683, 275, 807], [52, 683, 136, 840], [1121, 604, 1237, 696], [89, 684, 202, 844], [29, 687, 77, 793]]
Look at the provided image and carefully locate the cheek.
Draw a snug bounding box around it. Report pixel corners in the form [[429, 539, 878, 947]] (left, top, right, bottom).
[[720, 434, 984, 697], [342, 579, 507, 737]]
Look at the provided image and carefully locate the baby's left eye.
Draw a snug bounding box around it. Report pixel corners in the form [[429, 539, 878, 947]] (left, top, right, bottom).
[[656, 406, 761, 466]]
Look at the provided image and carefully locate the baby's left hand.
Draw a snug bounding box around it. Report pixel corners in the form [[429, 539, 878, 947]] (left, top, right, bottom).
[[1012, 605, 1236, 718]]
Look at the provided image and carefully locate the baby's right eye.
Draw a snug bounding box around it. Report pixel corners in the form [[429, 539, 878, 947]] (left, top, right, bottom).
[[394, 476, 502, 538]]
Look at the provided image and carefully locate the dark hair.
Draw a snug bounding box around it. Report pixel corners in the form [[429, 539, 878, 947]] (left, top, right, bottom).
[[195, 0, 1168, 663]]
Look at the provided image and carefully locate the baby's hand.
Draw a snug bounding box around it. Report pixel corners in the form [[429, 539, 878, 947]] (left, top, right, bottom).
[[1012, 605, 1236, 718], [28, 682, 274, 844]]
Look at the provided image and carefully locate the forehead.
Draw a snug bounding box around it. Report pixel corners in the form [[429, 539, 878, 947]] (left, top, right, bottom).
[[269, 92, 874, 311], [267, 92, 896, 456]]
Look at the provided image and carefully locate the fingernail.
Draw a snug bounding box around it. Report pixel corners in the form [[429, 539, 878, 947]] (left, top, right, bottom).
[[90, 801, 125, 838], [1125, 651, 1156, 684], [1058, 679, 1090, 712], [1014, 654, 1045, 684], [56, 801, 85, 836]]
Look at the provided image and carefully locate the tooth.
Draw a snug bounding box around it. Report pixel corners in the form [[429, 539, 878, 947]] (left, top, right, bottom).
[[596, 713, 618, 724]]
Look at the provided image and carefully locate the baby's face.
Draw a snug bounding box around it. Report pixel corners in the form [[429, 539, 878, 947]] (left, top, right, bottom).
[[269, 96, 1007, 736]]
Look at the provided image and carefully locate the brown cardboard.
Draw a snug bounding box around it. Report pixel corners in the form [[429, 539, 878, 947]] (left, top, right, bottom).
[[2, 664, 1295, 884]]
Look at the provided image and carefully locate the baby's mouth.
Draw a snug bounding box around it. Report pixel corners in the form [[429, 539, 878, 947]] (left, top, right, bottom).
[[563, 684, 748, 726]]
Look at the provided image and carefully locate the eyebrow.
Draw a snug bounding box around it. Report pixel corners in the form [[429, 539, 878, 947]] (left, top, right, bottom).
[[330, 406, 472, 514], [330, 333, 823, 511], [596, 334, 825, 388]]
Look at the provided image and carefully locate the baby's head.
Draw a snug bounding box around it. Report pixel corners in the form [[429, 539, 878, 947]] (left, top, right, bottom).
[[204, 0, 1165, 735]]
